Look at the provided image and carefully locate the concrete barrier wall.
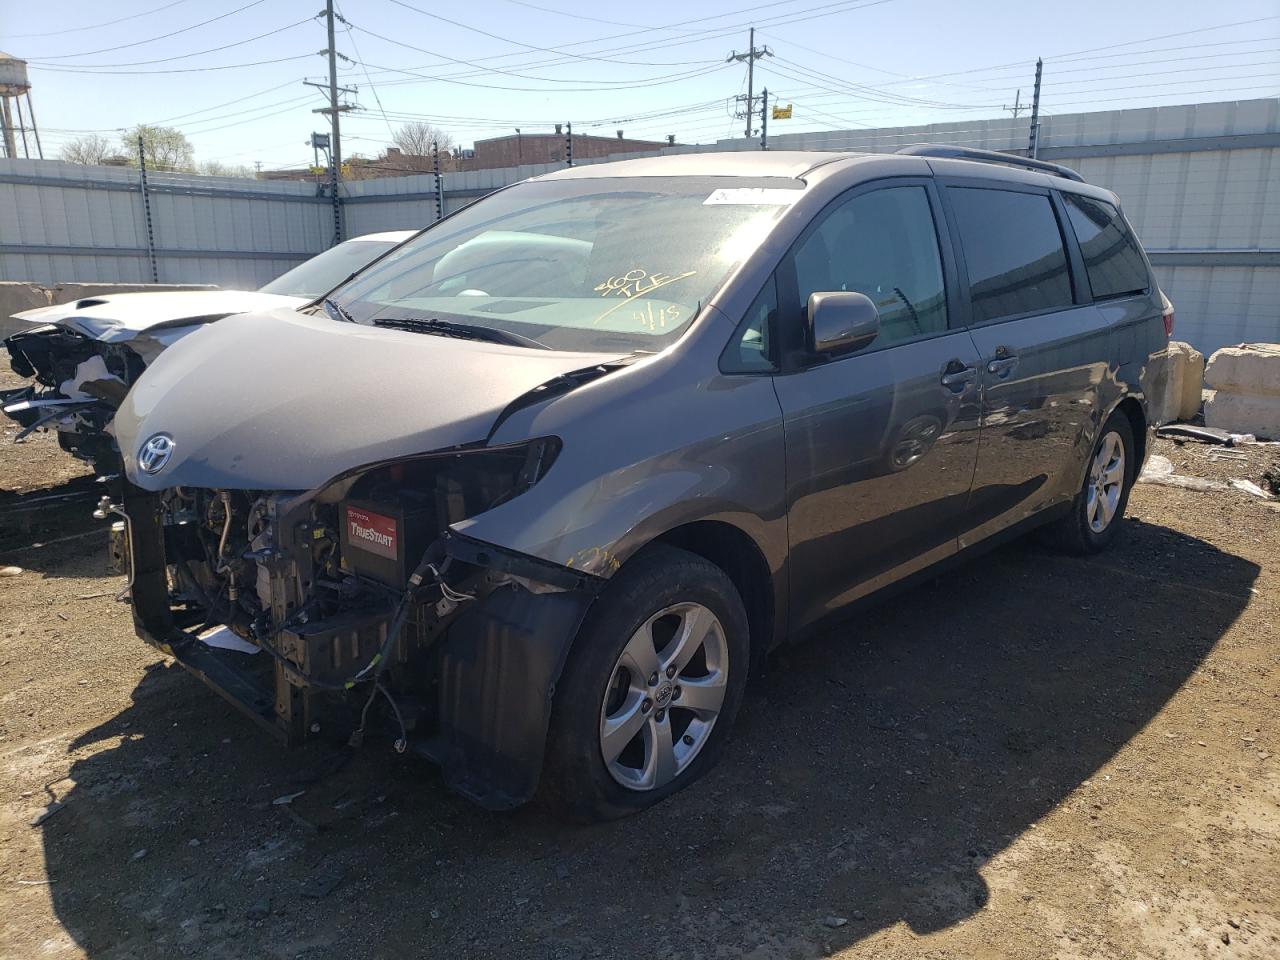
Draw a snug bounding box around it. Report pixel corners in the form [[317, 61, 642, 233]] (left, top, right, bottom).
[[1204, 343, 1280, 439], [0, 281, 216, 339]]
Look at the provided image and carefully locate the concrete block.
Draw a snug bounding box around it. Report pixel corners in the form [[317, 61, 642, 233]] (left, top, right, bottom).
[[1204, 343, 1280, 439], [1144, 341, 1206, 425], [0, 282, 54, 325]]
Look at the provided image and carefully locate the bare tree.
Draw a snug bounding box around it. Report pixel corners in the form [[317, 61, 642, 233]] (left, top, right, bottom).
[[59, 134, 116, 165], [120, 124, 195, 172], [198, 160, 256, 179], [391, 121, 454, 168]]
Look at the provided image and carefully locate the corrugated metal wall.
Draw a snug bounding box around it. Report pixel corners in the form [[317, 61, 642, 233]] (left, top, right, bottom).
[[1, 98, 1276, 353]]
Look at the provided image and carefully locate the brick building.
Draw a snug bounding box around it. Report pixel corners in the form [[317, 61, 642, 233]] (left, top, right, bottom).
[[460, 128, 674, 170]]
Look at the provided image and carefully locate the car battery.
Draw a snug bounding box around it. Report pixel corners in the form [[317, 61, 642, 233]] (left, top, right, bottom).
[[339, 496, 435, 588]]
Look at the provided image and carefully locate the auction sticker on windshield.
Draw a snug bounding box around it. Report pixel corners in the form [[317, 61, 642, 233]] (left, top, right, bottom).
[[703, 188, 801, 205]]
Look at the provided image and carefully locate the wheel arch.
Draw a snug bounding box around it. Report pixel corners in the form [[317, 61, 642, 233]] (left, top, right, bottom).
[[649, 519, 779, 672], [1112, 395, 1148, 476]]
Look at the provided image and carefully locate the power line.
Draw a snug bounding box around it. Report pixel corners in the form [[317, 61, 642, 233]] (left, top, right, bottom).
[[31, 54, 316, 75], [353, 57, 730, 93], [381, 0, 884, 66], [770, 54, 1002, 108], [490, 0, 652, 29], [25, 18, 316, 69], [26, 0, 271, 60], [147, 80, 303, 124], [354, 0, 895, 86], [346, 20, 721, 82], [4, 0, 197, 38], [334, 4, 396, 140]]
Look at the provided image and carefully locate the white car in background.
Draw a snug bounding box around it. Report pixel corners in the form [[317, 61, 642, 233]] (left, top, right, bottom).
[[2, 230, 415, 472]]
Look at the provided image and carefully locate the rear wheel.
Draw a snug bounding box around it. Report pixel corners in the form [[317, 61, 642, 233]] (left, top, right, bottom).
[[1043, 410, 1136, 554], [542, 545, 750, 822]]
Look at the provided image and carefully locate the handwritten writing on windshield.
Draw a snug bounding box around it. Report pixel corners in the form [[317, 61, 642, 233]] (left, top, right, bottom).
[[594, 268, 696, 299], [593, 268, 696, 326], [633, 302, 682, 331]]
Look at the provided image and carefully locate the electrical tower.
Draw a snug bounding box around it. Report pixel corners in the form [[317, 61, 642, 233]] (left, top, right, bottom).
[[306, 1, 358, 245], [727, 28, 772, 140]]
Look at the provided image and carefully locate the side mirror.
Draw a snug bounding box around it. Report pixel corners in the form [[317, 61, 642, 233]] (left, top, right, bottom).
[[808, 291, 880, 357]]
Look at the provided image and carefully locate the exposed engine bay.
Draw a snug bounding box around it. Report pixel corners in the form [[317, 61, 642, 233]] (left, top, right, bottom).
[[3, 325, 139, 471], [121, 438, 601, 809]]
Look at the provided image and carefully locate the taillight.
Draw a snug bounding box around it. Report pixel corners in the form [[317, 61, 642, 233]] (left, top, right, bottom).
[[1162, 305, 1175, 338]]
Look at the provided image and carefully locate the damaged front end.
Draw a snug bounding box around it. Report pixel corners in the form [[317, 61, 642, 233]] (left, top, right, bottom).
[[3, 324, 138, 472], [120, 438, 602, 809]]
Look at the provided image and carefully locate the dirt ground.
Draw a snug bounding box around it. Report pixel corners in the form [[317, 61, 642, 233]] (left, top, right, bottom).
[[1, 368, 1277, 959]]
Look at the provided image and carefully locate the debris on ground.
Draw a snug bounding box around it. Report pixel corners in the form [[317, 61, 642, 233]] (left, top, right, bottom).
[[1138, 455, 1227, 491], [0, 565, 22, 577], [1155, 424, 1247, 446], [1228, 478, 1277, 500], [822, 916, 849, 928], [272, 790, 306, 806]]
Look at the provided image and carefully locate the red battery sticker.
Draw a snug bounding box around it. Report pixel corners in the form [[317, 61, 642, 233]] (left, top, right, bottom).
[[345, 506, 398, 561]]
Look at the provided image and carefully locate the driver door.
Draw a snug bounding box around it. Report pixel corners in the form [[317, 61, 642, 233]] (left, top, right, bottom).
[[771, 180, 983, 631]]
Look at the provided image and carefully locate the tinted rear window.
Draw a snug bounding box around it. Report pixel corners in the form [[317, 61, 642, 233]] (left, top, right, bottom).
[[949, 187, 1074, 324], [1061, 193, 1150, 300]]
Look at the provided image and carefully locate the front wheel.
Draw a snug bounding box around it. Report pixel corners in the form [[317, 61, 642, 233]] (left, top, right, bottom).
[[541, 545, 750, 822], [1043, 410, 1136, 554]]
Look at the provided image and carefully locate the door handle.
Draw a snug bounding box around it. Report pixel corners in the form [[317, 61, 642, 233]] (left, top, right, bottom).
[[940, 362, 977, 392], [987, 356, 1019, 378]]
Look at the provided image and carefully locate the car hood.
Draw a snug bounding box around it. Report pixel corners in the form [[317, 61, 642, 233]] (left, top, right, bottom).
[[115, 309, 622, 491], [14, 290, 306, 341]]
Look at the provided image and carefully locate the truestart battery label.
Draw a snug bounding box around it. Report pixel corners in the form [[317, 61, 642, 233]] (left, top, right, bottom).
[[345, 506, 397, 561]]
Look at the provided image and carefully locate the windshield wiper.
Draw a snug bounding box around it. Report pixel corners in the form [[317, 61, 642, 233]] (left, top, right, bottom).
[[372, 316, 551, 350], [322, 297, 355, 323]]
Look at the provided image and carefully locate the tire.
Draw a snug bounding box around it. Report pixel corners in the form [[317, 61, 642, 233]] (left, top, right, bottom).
[[541, 544, 750, 822], [1042, 409, 1136, 555]]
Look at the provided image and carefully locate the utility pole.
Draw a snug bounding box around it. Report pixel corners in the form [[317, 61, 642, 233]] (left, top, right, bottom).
[[727, 27, 772, 140], [1004, 89, 1023, 119], [308, 1, 357, 246], [137, 136, 158, 283], [1027, 58, 1043, 158], [760, 87, 768, 150], [432, 140, 443, 221], [565, 121, 573, 166]]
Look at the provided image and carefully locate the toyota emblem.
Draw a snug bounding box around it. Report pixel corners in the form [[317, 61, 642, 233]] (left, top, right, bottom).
[[138, 434, 175, 475]]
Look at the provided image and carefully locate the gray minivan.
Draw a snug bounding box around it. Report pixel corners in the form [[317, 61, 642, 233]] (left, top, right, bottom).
[[112, 147, 1169, 820]]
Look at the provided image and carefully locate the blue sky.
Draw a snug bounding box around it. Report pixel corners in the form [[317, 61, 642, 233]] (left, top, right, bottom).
[[2, 0, 1277, 170]]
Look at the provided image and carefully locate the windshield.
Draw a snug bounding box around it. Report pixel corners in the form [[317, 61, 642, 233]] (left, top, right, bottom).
[[259, 237, 405, 298], [330, 176, 802, 353]]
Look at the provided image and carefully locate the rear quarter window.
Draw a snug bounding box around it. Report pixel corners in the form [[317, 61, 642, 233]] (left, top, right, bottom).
[[1061, 193, 1151, 300], [948, 187, 1074, 325]]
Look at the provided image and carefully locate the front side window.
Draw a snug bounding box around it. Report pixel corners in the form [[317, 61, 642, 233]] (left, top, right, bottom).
[[330, 177, 800, 353], [792, 185, 948, 345], [1061, 193, 1150, 300], [948, 187, 1074, 324], [259, 238, 402, 298], [721, 274, 779, 373]]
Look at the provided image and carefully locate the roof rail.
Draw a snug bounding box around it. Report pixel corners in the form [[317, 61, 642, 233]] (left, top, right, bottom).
[[896, 144, 1085, 183]]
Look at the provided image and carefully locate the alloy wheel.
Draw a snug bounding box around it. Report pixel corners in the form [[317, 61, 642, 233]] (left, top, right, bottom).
[[598, 602, 729, 791], [1086, 430, 1125, 533]]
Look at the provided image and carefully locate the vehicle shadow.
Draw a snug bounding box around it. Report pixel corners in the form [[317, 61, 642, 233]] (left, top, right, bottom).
[[35, 520, 1257, 958]]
